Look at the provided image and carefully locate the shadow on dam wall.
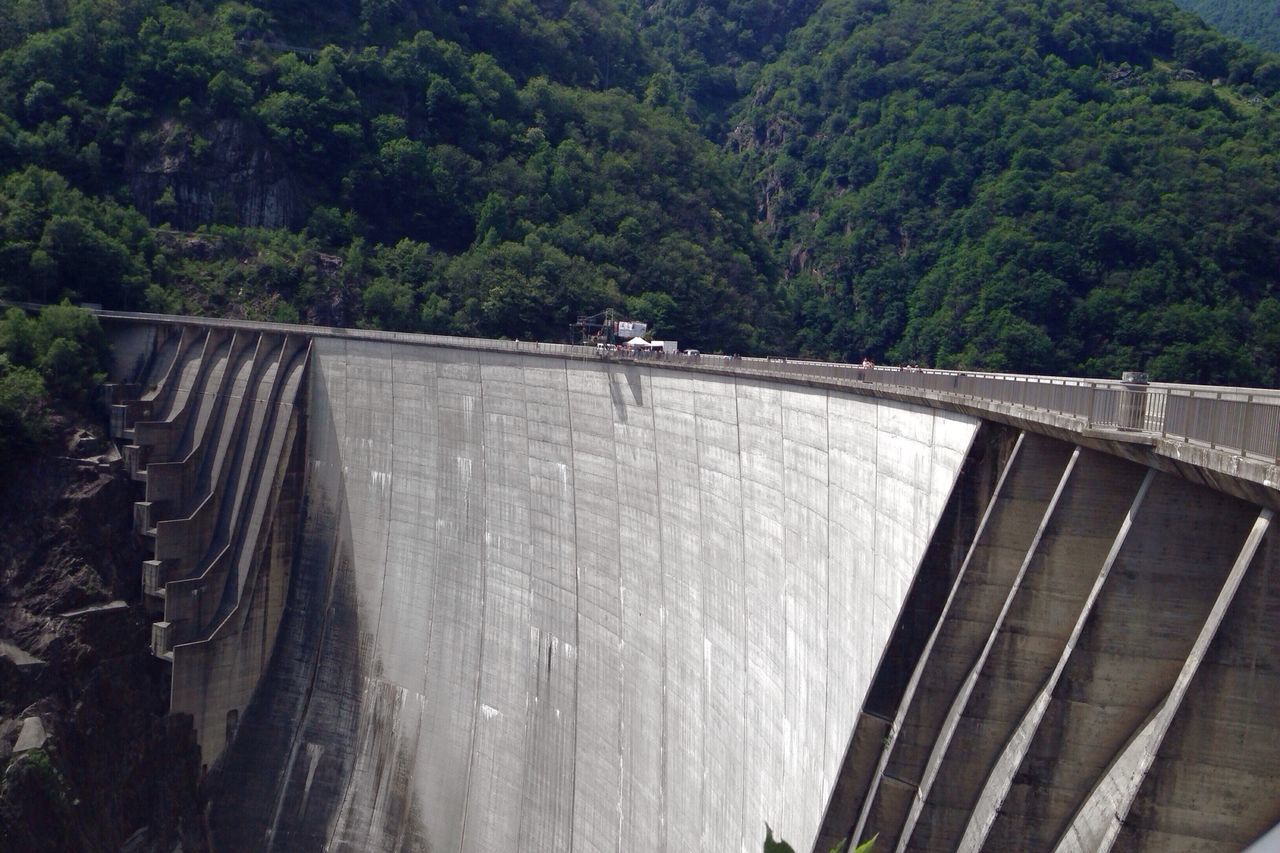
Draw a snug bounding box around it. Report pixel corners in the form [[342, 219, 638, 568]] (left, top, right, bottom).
[[204, 364, 378, 849], [201, 337, 985, 852]]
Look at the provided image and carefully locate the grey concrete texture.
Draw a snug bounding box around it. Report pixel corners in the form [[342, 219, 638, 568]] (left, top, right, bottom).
[[854, 432, 1075, 850], [138, 329, 237, 507], [814, 423, 1019, 852], [905, 449, 1151, 851], [1101, 513, 1279, 852], [982, 474, 1260, 850], [120, 325, 308, 760], [170, 340, 306, 760], [839, 429, 1278, 852], [100, 316, 1280, 852], [955, 468, 1159, 853], [207, 338, 978, 852], [1054, 509, 1271, 852], [130, 327, 214, 467]]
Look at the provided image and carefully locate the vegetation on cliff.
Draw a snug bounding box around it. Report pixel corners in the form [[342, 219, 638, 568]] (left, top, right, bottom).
[[0, 0, 775, 350], [727, 0, 1280, 382], [619, 0, 822, 132], [0, 303, 109, 464], [0, 0, 1278, 383]]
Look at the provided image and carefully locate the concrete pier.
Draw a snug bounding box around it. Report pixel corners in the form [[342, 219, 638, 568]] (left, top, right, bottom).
[[119, 324, 309, 760]]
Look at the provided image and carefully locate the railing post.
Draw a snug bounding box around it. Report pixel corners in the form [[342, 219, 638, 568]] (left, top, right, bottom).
[[1240, 394, 1253, 456], [1087, 383, 1097, 428], [1210, 391, 1222, 449]]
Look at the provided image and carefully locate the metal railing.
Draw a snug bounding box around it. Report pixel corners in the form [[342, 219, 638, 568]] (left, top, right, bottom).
[[47, 305, 1280, 468], [605, 349, 1280, 466]]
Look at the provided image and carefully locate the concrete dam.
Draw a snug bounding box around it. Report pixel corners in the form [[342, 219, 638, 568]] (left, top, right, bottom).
[[100, 313, 1280, 852]]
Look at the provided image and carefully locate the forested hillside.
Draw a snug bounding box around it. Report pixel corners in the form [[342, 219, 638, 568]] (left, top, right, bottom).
[[0, 0, 1278, 382], [1172, 0, 1280, 52], [619, 0, 821, 131], [728, 0, 1280, 382], [0, 0, 775, 350]]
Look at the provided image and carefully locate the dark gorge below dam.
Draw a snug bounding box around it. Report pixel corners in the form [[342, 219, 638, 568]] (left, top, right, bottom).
[[97, 314, 1278, 852]]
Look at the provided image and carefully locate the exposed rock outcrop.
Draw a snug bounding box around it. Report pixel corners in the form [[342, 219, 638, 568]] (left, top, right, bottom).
[[0, 417, 205, 853], [128, 118, 298, 230]]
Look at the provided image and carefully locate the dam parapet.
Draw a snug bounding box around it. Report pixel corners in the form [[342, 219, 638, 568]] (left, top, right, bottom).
[[91, 307, 1279, 502]]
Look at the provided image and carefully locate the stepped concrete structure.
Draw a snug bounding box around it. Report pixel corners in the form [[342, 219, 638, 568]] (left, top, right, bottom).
[[97, 311, 1279, 853]]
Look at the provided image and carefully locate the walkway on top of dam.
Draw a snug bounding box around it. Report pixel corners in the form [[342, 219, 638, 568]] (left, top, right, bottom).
[[93, 308, 1280, 506]]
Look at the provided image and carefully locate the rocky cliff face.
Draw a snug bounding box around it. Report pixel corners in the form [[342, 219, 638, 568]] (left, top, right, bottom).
[[128, 118, 298, 230], [0, 416, 206, 853]]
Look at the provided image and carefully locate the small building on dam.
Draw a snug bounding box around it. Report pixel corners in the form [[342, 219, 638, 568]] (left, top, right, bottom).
[[100, 311, 1279, 852]]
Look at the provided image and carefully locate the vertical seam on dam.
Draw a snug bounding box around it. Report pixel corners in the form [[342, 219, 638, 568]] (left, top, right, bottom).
[[564, 356, 582, 851], [589, 358, 625, 850], [735, 375, 749, 853], [695, 370, 709, 849], [329, 343, 361, 839], [822, 389, 833, 817], [609, 363, 625, 851], [372, 343, 393, 678], [458, 349, 488, 853], [515, 356, 537, 845], [425, 347, 445, 842], [652, 365, 670, 853]]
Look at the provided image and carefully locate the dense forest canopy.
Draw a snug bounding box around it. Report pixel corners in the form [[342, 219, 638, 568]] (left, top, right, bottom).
[[618, 0, 823, 132], [1172, 0, 1280, 53], [0, 0, 775, 350], [729, 0, 1280, 382], [0, 0, 1277, 383]]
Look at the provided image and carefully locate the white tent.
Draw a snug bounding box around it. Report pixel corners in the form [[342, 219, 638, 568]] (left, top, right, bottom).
[[625, 336, 660, 348]]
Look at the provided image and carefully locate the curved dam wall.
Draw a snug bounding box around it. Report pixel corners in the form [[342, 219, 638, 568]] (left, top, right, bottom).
[[208, 337, 979, 852], [95, 314, 1280, 850]]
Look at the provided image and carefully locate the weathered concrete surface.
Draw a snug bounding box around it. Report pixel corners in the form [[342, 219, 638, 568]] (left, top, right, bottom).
[[208, 338, 978, 852], [814, 423, 1018, 851], [954, 468, 1157, 852], [114, 326, 309, 764], [855, 432, 1074, 849], [904, 449, 1150, 851], [1052, 509, 1271, 852], [981, 474, 1259, 850], [832, 437, 1280, 852], [1113, 517, 1280, 852], [95, 314, 1280, 852]]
